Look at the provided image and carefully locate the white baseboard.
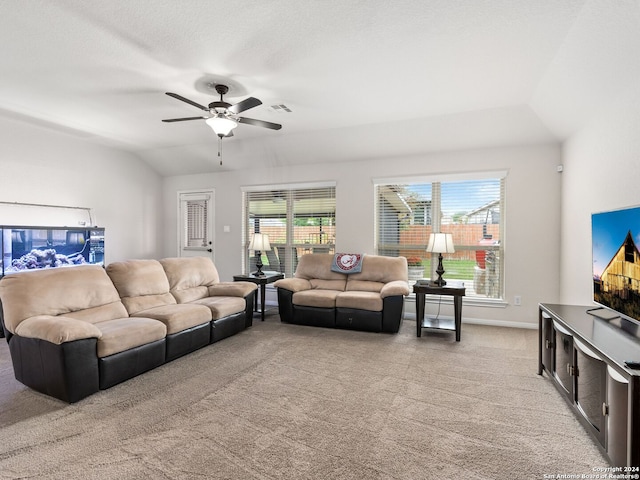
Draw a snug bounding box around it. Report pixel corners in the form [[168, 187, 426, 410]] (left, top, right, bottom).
[[403, 312, 537, 330]]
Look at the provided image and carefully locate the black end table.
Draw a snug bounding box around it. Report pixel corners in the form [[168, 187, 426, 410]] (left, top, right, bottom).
[[413, 281, 466, 341], [233, 271, 284, 321]]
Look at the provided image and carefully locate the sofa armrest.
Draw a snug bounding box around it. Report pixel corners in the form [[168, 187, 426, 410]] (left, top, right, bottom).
[[274, 278, 312, 293], [14, 315, 102, 345], [209, 281, 258, 297], [380, 280, 410, 298]]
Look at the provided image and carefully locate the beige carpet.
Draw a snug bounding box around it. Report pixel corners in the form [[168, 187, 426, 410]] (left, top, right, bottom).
[[0, 313, 607, 479]]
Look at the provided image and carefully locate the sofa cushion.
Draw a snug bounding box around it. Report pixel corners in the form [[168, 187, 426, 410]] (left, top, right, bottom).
[[131, 304, 212, 335], [345, 280, 384, 293], [295, 254, 347, 283], [293, 290, 341, 308], [106, 259, 177, 315], [172, 285, 210, 304], [208, 282, 257, 298], [190, 296, 246, 320], [94, 317, 167, 358], [0, 265, 125, 335], [160, 257, 220, 303], [310, 279, 347, 291], [336, 291, 384, 311], [120, 293, 176, 315], [346, 255, 408, 284], [63, 301, 130, 324]]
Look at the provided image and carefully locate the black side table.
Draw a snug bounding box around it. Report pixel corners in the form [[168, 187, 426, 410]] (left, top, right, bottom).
[[413, 281, 466, 341], [233, 271, 284, 321]]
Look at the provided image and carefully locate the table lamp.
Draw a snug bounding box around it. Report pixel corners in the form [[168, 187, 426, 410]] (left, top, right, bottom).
[[426, 233, 455, 286], [248, 233, 271, 277]]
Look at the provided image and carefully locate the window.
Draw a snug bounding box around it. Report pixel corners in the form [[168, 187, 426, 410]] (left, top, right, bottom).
[[178, 191, 213, 256], [242, 183, 336, 277], [375, 172, 505, 300], [186, 199, 208, 248]]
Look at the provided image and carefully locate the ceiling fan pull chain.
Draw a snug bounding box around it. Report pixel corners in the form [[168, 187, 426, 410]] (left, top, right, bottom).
[[218, 136, 223, 165]]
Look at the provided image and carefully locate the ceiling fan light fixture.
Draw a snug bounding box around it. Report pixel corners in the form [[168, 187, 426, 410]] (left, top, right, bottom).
[[205, 115, 238, 137]]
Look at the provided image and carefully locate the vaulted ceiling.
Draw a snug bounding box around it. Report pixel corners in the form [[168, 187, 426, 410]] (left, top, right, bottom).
[[2, 1, 639, 176]]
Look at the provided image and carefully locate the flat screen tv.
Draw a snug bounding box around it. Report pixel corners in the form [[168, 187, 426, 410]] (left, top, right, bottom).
[[592, 205, 640, 325]]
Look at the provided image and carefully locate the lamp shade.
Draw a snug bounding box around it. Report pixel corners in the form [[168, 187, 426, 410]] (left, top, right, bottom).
[[426, 233, 455, 254], [205, 115, 238, 136], [248, 233, 271, 252]]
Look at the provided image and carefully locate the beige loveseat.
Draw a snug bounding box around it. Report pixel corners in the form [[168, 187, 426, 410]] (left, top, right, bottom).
[[274, 254, 410, 333], [0, 257, 256, 402]]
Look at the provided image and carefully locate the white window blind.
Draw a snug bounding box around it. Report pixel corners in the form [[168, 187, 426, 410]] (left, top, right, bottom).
[[375, 174, 505, 300], [180, 193, 211, 250], [243, 184, 336, 277], [186, 200, 208, 247]]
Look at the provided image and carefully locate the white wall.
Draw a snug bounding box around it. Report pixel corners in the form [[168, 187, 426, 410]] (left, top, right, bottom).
[[163, 143, 561, 326], [560, 84, 640, 305], [0, 116, 164, 262]]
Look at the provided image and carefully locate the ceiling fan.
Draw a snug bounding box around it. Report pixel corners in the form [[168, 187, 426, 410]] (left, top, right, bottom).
[[162, 84, 282, 138]]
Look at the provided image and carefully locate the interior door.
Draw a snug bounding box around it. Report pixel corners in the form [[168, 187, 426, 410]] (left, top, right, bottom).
[[178, 190, 214, 259]]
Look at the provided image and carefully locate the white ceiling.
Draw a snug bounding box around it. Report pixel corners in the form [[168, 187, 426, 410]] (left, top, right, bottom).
[[1, 0, 639, 176]]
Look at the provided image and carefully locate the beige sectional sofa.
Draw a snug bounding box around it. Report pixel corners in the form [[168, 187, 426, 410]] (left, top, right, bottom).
[[0, 257, 256, 403], [274, 254, 410, 333]]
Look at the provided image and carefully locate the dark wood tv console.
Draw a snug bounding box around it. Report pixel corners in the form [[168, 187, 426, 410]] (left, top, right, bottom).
[[538, 303, 640, 467]]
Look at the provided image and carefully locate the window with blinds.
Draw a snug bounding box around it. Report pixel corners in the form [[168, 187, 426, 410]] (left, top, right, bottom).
[[186, 199, 208, 247], [242, 183, 336, 277], [375, 173, 505, 300], [179, 192, 212, 252]]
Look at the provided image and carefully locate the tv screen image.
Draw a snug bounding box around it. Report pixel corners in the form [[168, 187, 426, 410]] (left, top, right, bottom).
[[592, 205, 640, 324]]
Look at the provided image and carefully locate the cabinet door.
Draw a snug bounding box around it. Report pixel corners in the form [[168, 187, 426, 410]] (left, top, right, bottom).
[[606, 366, 629, 467], [541, 312, 553, 373], [574, 339, 606, 446], [553, 321, 575, 401]]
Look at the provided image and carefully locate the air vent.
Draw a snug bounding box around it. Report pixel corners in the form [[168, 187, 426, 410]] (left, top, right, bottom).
[[269, 104, 292, 113]]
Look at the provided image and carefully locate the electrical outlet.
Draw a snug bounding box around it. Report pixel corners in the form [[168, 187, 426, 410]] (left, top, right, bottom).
[[514, 295, 522, 306]]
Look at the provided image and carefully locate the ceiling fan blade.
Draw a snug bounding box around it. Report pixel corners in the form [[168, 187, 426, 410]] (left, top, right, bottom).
[[238, 117, 282, 130], [165, 92, 209, 111], [228, 97, 262, 114], [162, 116, 207, 122]]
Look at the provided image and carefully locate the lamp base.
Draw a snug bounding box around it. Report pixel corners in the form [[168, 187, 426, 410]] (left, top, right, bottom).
[[434, 253, 446, 286], [253, 252, 266, 277], [433, 276, 447, 286]]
